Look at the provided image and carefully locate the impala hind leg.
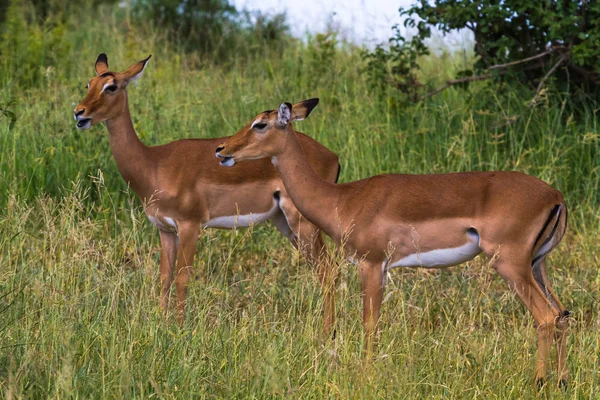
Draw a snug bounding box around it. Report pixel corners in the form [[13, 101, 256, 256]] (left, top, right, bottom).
[[533, 257, 570, 385], [492, 258, 560, 387], [359, 260, 384, 358], [158, 230, 178, 313], [174, 222, 200, 324]]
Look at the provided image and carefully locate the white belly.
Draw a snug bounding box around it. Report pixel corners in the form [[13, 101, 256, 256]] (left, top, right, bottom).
[[388, 229, 481, 269], [202, 201, 279, 229], [147, 215, 177, 231], [147, 201, 279, 232]]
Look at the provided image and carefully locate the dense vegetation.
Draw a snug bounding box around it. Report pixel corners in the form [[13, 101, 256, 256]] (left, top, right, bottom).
[[1, 1, 599, 398], [363, 0, 600, 103]]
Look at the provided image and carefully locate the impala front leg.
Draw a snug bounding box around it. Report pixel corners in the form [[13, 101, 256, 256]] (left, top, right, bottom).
[[316, 238, 337, 337], [175, 222, 200, 324], [158, 230, 178, 313], [298, 220, 336, 335], [555, 314, 569, 386], [276, 196, 337, 335], [359, 260, 384, 358]]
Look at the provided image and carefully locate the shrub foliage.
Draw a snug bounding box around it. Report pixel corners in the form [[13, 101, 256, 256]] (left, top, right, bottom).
[[130, 0, 289, 60], [364, 1, 600, 102]]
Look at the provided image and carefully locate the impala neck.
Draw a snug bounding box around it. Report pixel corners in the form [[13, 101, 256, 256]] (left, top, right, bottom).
[[272, 131, 343, 241], [105, 95, 151, 195]]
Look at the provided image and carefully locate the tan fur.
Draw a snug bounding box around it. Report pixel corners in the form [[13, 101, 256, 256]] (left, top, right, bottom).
[[217, 99, 570, 386], [74, 56, 340, 325]]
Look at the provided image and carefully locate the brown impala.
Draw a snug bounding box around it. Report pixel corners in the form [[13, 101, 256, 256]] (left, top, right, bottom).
[[73, 55, 340, 323], [215, 98, 570, 387]]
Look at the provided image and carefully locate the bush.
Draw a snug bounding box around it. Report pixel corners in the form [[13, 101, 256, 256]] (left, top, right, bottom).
[[0, 100, 17, 130], [130, 0, 289, 62], [0, 0, 71, 89], [0, 0, 289, 90], [363, 1, 600, 104]]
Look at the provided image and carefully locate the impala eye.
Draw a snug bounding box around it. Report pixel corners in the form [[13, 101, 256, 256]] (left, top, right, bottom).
[[253, 123, 267, 130], [104, 85, 118, 92]]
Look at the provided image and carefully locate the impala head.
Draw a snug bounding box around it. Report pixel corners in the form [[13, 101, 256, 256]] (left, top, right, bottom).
[[216, 98, 319, 166], [73, 53, 151, 129]]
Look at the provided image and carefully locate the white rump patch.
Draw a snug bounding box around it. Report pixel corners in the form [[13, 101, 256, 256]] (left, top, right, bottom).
[[534, 238, 554, 260], [533, 206, 562, 260], [203, 200, 279, 229], [388, 229, 481, 269]]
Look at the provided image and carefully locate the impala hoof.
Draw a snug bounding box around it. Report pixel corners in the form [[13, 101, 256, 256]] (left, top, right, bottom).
[[559, 378, 569, 390], [536, 378, 546, 390]]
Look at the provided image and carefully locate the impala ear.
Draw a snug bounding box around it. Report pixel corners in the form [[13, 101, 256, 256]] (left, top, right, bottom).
[[277, 102, 292, 126], [291, 98, 319, 121], [95, 53, 109, 75], [121, 55, 152, 85]]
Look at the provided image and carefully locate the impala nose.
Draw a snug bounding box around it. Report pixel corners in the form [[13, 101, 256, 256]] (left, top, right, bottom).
[[216, 145, 224, 153]]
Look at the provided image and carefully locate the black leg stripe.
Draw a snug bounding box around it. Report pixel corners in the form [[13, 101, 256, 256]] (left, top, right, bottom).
[[533, 204, 561, 250], [538, 205, 562, 252]]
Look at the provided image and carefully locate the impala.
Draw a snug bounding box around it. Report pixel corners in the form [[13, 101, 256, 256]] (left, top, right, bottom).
[[215, 98, 570, 387], [73, 55, 340, 323]]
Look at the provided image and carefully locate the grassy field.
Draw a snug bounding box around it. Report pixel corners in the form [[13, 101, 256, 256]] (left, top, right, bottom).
[[1, 4, 599, 399]]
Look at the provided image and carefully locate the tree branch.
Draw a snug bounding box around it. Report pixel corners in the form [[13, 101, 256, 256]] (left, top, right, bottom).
[[489, 47, 561, 70], [420, 71, 509, 100], [528, 53, 569, 108], [419, 50, 568, 102]]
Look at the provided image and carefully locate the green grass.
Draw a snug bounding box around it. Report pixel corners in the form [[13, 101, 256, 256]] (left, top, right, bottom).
[[1, 4, 599, 399]]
